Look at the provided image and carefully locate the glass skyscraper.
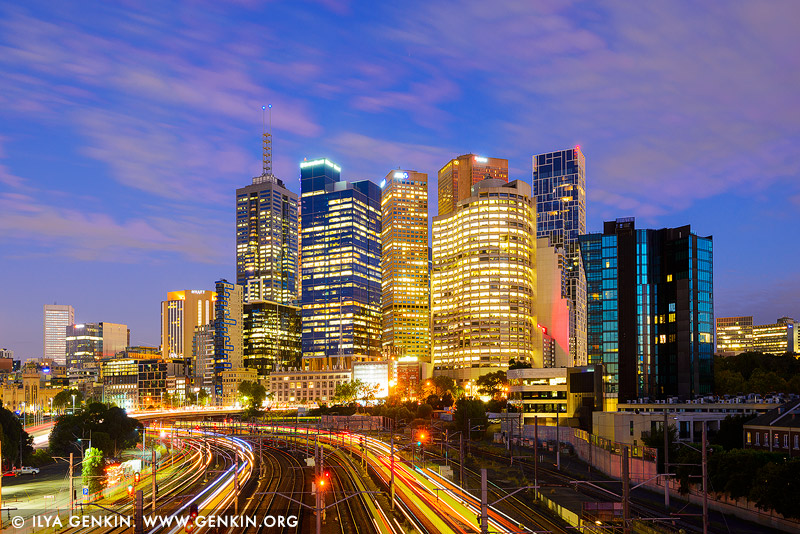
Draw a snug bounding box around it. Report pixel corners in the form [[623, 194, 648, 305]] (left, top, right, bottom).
[[300, 158, 382, 370], [532, 147, 587, 366], [380, 169, 430, 364], [43, 304, 74, 365], [580, 219, 713, 408]]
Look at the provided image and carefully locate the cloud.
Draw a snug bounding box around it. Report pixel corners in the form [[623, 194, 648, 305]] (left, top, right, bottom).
[[0, 191, 226, 264]]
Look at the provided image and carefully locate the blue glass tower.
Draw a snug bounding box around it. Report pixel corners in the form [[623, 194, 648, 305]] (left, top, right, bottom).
[[532, 147, 587, 365], [580, 219, 713, 407], [300, 159, 382, 370]]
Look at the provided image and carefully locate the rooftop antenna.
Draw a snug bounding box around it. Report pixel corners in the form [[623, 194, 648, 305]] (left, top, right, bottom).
[[261, 104, 272, 175]]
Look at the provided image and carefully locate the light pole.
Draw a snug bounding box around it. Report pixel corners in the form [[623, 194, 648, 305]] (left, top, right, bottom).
[[71, 394, 76, 415]]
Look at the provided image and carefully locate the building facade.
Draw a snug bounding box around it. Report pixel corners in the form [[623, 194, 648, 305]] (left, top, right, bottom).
[[268, 368, 352, 405], [432, 179, 541, 386], [532, 148, 587, 366], [380, 169, 430, 365], [66, 322, 130, 370], [536, 238, 572, 368], [161, 290, 215, 359], [579, 219, 714, 408], [437, 154, 508, 216], [716, 316, 797, 356], [44, 304, 74, 365], [213, 280, 243, 400], [744, 400, 800, 456], [715, 316, 754, 355], [507, 366, 602, 428], [300, 158, 382, 370], [235, 172, 299, 304], [243, 301, 301, 377]]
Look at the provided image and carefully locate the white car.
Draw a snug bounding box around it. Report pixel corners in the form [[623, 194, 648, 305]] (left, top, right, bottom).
[[13, 467, 39, 475]]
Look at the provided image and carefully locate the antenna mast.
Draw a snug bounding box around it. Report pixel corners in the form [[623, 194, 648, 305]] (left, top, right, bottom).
[[262, 104, 272, 175]]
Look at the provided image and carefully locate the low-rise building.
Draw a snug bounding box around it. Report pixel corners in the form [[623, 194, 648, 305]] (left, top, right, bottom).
[[594, 395, 789, 446], [353, 360, 390, 399], [743, 399, 800, 456], [268, 369, 352, 406], [507, 366, 602, 429], [394, 360, 431, 400], [221, 367, 259, 407]]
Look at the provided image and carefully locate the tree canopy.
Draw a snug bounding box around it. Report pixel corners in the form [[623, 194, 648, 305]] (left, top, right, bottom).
[[82, 447, 105, 493], [714, 352, 800, 395], [476, 371, 507, 399], [52, 389, 83, 412], [0, 407, 33, 468], [453, 398, 487, 436], [238, 381, 267, 410], [49, 402, 141, 458]]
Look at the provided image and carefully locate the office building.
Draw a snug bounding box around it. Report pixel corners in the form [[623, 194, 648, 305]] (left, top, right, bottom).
[[161, 290, 215, 359], [579, 219, 714, 408], [0, 349, 13, 360], [508, 366, 602, 428], [243, 301, 301, 377], [235, 143, 299, 304], [213, 280, 243, 400], [716, 316, 798, 355], [268, 368, 352, 405], [352, 360, 390, 399], [221, 367, 258, 406], [432, 179, 541, 386], [437, 154, 508, 216], [65, 321, 129, 370], [715, 316, 754, 355], [192, 324, 215, 396], [300, 158, 382, 370], [380, 169, 430, 364], [44, 304, 74, 365], [536, 238, 571, 367], [532, 147, 587, 366]]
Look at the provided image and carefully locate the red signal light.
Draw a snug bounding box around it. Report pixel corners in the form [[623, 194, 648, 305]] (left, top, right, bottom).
[[134, 472, 140, 483], [127, 484, 134, 496]]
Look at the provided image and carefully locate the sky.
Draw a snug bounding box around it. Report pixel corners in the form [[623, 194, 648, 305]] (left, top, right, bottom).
[[1, 0, 799, 359]]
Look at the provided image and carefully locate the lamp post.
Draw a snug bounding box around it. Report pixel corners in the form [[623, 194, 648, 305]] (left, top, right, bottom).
[[71, 394, 76, 415]]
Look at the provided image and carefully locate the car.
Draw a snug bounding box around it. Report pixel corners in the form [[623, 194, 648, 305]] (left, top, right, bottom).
[[12, 467, 39, 476]]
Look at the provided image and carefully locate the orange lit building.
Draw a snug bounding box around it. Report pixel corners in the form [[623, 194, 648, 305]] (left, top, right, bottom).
[[437, 154, 508, 216]]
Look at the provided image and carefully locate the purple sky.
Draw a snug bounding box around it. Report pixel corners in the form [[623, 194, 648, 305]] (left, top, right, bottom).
[[1, 1, 799, 359]]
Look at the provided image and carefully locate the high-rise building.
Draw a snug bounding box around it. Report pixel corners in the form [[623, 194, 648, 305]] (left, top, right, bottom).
[[161, 290, 215, 359], [532, 147, 587, 366], [300, 158, 382, 370], [236, 172, 299, 305], [715, 316, 798, 355], [580, 219, 714, 408], [243, 301, 301, 376], [43, 304, 74, 364], [65, 322, 129, 370], [213, 280, 243, 400], [432, 179, 541, 386], [380, 169, 430, 365], [536, 238, 571, 368], [438, 154, 508, 216]]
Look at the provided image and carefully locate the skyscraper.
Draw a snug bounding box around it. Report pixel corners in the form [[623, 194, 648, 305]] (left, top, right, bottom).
[[580, 219, 714, 408], [432, 179, 541, 386], [532, 147, 587, 366], [380, 169, 430, 364], [43, 304, 74, 364], [300, 158, 382, 370], [536, 238, 571, 368], [161, 290, 215, 359], [213, 279, 243, 400], [236, 125, 302, 377], [438, 154, 508, 216], [236, 173, 299, 304]]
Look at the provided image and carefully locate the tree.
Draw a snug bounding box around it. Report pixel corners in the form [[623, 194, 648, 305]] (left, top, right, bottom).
[[238, 381, 267, 411], [359, 383, 380, 406], [712, 415, 753, 450], [714, 369, 746, 396], [453, 398, 487, 436], [333, 379, 364, 405], [52, 389, 83, 413], [425, 376, 456, 397], [417, 403, 433, 419], [82, 447, 105, 493], [476, 371, 507, 400], [49, 403, 141, 458], [188, 389, 209, 406], [508, 358, 532, 370], [0, 407, 32, 468], [642, 423, 679, 475], [747, 368, 787, 395], [425, 394, 443, 409], [749, 458, 800, 519]]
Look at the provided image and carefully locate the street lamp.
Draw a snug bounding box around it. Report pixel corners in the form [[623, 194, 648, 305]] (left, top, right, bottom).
[[71, 394, 76, 415]]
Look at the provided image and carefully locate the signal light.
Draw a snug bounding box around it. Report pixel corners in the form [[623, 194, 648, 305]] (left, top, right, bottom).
[[186, 522, 195, 533], [190, 503, 198, 518], [127, 484, 134, 496], [134, 472, 140, 483]]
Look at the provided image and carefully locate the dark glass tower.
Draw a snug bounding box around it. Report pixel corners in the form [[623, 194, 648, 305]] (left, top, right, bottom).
[[532, 147, 587, 366], [580, 219, 713, 407], [300, 158, 382, 370]]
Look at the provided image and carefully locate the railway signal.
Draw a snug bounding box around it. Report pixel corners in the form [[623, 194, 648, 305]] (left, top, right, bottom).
[[134, 471, 140, 483], [127, 484, 134, 496]]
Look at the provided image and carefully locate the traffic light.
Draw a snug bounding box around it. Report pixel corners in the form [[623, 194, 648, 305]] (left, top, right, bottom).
[[134, 471, 140, 483], [127, 484, 134, 496]]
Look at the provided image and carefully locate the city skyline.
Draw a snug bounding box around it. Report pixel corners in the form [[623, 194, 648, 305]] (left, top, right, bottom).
[[1, 2, 799, 358]]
